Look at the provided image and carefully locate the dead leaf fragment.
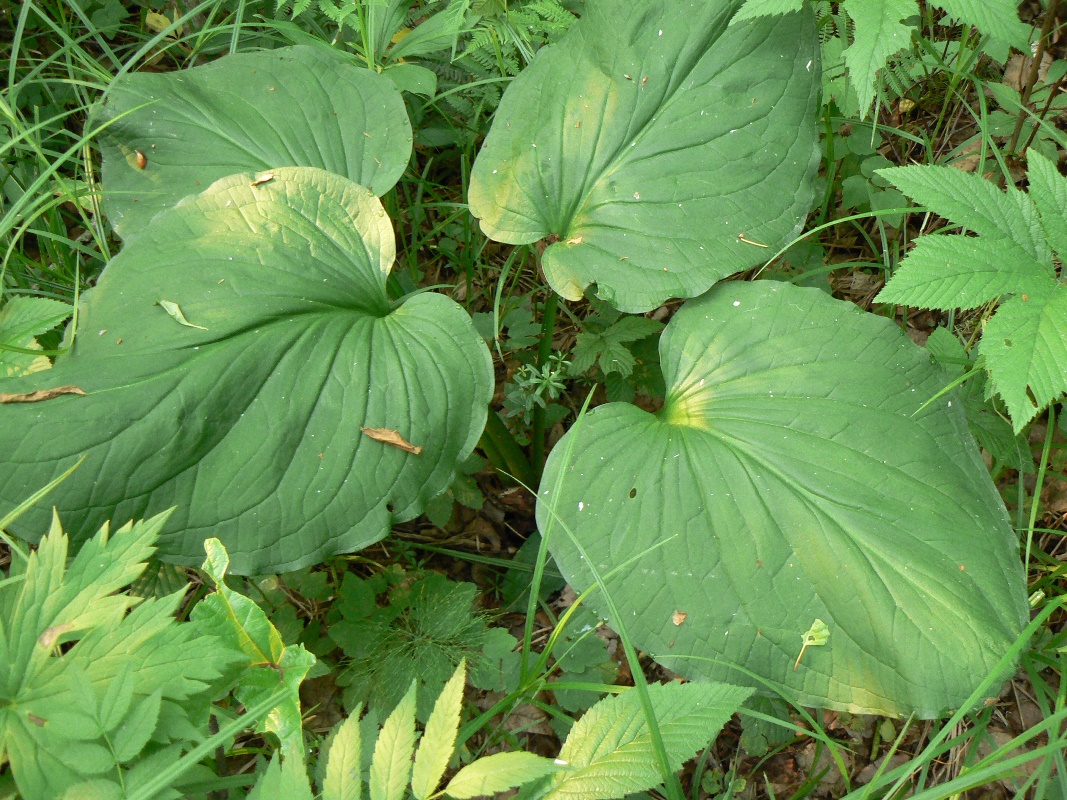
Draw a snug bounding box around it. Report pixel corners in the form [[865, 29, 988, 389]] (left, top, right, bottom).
[[251, 171, 275, 187], [1003, 52, 1052, 91], [565, 236, 584, 245], [737, 232, 769, 247], [157, 300, 208, 330], [0, 385, 86, 404], [360, 427, 423, 454], [144, 10, 171, 32], [672, 610, 687, 626], [38, 622, 75, 649]]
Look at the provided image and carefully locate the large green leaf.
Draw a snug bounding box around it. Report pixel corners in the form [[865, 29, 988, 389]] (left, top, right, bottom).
[[0, 167, 493, 574], [468, 0, 819, 313], [538, 280, 1027, 717], [96, 46, 412, 237]]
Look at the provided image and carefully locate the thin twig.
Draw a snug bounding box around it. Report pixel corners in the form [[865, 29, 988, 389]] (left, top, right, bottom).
[[1007, 0, 1061, 156]]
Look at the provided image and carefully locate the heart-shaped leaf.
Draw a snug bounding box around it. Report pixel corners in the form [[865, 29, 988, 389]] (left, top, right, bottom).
[[538, 280, 1027, 717], [96, 46, 412, 237], [0, 167, 493, 575], [469, 0, 820, 312]]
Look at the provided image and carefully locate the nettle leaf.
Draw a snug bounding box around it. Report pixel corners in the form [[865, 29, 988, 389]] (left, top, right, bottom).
[[928, 0, 1030, 50], [841, 0, 917, 114], [0, 297, 72, 377], [980, 283, 1067, 433], [878, 165, 1051, 264], [538, 281, 1028, 717], [731, 0, 803, 23], [878, 159, 1067, 431], [469, 0, 820, 313], [542, 681, 751, 800], [1025, 149, 1067, 258], [874, 233, 1051, 310], [96, 45, 412, 237], [0, 168, 493, 574]]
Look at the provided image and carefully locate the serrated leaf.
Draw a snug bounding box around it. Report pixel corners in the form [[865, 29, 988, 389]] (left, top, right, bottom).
[[876, 234, 1052, 310], [929, 0, 1030, 49], [248, 752, 315, 800], [0, 297, 72, 377], [980, 283, 1067, 433], [97, 662, 136, 733], [879, 165, 1051, 264], [0, 168, 494, 575], [470, 0, 819, 312], [322, 710, 363, 800], [572, 316, 663, 378], [841, 0, 917, 113], [56, 741, 116, 775], [95, 46, 412, 237], [924, 326, 968, 375], [369, 681, 417, 800], [597, 340, 636, 377], [739, 696, 793, 757], [968, 406, 1033, 473], [193, 538, 283, 664], [469, 628, 521, 693], [731, 0, 804, 23], [445, 752, 561, 799], [1026, 149, 1067, 259], [411, 661, 465, 800], [0, 510, 237, 798], [236, 643, 316, 761], [600, 316, 664, 343], [387, 0, 468, 61], [59, 779, 124, 800], [382, 63, 437, 97], [542, 682, 752, 800], [112, 689, 162, 763], [539, 280, 1028, 717]]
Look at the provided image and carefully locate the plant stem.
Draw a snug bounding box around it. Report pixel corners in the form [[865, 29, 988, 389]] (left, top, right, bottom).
[[1020, 74, 1065, 154], [530, 290, 559, 479], [480, 409, 536, 489], [816, 104, 836, 228], [1007, 0, 1060, 156]]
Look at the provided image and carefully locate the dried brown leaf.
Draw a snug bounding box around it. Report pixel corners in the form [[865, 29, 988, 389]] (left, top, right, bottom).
[[360, 426, 423, 454], [0, 385, 86, 404]]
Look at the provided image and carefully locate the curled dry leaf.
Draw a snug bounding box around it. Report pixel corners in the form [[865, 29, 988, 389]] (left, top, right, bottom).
[[0, 385, 86, 404], [37, 622, 75, 649], [157, 300, 208, 330], [251, 171, 275, 186], [360, 426, 423, 454]]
